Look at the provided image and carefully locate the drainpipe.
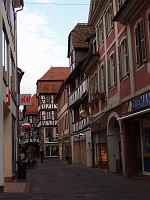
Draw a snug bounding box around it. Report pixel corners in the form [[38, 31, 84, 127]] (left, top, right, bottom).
[[15, 1, 24, 167]]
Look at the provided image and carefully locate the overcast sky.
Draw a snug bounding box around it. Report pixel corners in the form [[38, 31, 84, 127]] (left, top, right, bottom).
[[17, 0, 90, 96]]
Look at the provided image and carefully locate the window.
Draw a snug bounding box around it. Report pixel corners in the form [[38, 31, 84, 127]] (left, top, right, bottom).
[[33, 116, 37, 123], [94, 72, 98, 93], [2, 29, 9, 84], [89, 76, 94, 101], [135, 19, 146, 68], [105, 3, 114, 36], [45, 129, 52, 138], [99, 64, 106, 94], [69, 49, 75, 72], [96, 20, 104, 48], [46, 111, 52, 120], [32, 130, 38, 139], [93, 37, 97, 53], [108, 53, 116, 88], [118, 37, 129, 79], [45, 95, 51, 104]]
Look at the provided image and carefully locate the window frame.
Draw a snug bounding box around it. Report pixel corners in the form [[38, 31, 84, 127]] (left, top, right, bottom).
[[108, 52, 117, 88], [118, 36, 129, 79], [134, 18, 147, 69], [99, 63, 106, 94], [96, 19, 104, 48], [105, 2, 114, 36]]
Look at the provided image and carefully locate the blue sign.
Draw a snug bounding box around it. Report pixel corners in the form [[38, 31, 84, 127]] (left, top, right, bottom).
[[128, 92, 150, 112]]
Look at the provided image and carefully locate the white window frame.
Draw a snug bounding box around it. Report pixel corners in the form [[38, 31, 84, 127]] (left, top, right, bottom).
[[108, 52, 116, 88], [105, 3, 114, 36], [134, 18, 147, 68], [96, 20, 104, 48], [118, 36, 129, 79], [99, 63, 106, 94]]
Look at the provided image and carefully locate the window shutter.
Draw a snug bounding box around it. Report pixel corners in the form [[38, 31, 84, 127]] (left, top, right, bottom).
[[110, 3, 114, 29], [140, 20, 147, 62], [103, 64, 106, 92], [107, 59, 111, 88], [135, 27, 140, 67], [118, 45, 122, 79], [124, 37, 129, 73], [113, 53, 117, 85]]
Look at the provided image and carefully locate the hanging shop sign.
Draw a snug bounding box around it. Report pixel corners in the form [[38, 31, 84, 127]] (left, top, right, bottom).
[[18, 94, 32, 105], [128, 92, 150, 112]]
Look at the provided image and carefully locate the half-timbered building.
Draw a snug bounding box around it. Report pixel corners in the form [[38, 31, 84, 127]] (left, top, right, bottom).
[[67, 23, 95, 167], [36, 67, 69, 158], [22, 94, 39, 157]]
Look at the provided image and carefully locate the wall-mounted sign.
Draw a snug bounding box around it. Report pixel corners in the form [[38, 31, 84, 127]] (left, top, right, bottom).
[[18, 94, 32, 105], [128, 92, 150, 112]]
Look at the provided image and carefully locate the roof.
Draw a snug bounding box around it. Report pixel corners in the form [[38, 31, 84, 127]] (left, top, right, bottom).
[[38, 67, 70, 81], [37, 67, 70, 94], [69, 23, 95, 49], [26, 94, 38, 114]]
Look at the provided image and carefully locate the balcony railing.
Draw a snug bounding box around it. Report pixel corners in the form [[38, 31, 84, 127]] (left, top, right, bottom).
[[69, 78, 88, 106], [72, 116, 89, 133]]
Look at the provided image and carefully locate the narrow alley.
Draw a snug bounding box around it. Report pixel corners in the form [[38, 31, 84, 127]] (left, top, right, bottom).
[[1, 158, 150, 200]]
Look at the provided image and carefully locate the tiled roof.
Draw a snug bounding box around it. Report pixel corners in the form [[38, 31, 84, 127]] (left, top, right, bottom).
[[37, 67, 70, 94], [37, 81, 65, 94], [26, 94, 38, 114], [70, 23, 95, 48], [39, 67, 70, 81]]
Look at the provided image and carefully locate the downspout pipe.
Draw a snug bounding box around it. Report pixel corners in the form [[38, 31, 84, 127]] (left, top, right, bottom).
[[14, 1, 24, 170]]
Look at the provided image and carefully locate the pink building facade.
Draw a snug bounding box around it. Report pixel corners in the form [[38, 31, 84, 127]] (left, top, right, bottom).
[[88, 0, 150, 179]]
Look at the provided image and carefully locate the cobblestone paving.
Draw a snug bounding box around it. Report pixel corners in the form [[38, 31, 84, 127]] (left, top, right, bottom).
[[0, 158, 150, 199]]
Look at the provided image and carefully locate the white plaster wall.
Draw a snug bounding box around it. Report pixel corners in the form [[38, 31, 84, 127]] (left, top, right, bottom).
[[4, 111, 12, 178]]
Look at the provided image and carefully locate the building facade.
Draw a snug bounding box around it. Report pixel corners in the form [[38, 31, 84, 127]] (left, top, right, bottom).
[[22, 94, 39, 158], [36, 67, 69, 158], [54, 78, 70, 162], [87, 0, 150, 179], [0, 0, 24, 192], [67, 23, 95, 167]]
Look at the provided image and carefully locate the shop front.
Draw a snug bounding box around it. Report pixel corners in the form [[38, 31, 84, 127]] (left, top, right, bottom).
[[118, 91, 150, 179], [72, 128, 92, 167], [45, 143, 59, 157], [90, 114, 108, 169]]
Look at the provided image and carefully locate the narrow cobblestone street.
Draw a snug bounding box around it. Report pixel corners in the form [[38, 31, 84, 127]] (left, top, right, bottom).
[[1, 158, 150, 199]]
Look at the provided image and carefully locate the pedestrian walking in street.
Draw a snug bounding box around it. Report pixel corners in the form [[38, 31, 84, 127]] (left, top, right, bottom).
[[40, 149, 44, 163]]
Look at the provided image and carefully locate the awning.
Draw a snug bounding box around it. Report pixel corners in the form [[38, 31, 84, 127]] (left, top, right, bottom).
[[117, 107, 150, 121], [21, 123, 31, 129]]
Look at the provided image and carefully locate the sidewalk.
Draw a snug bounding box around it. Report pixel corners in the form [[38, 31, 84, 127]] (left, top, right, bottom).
[[1, 158, 150, 199]]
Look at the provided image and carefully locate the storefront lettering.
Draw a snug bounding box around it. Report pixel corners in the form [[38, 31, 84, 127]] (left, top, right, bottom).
[[128, 92, 150, 112]]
